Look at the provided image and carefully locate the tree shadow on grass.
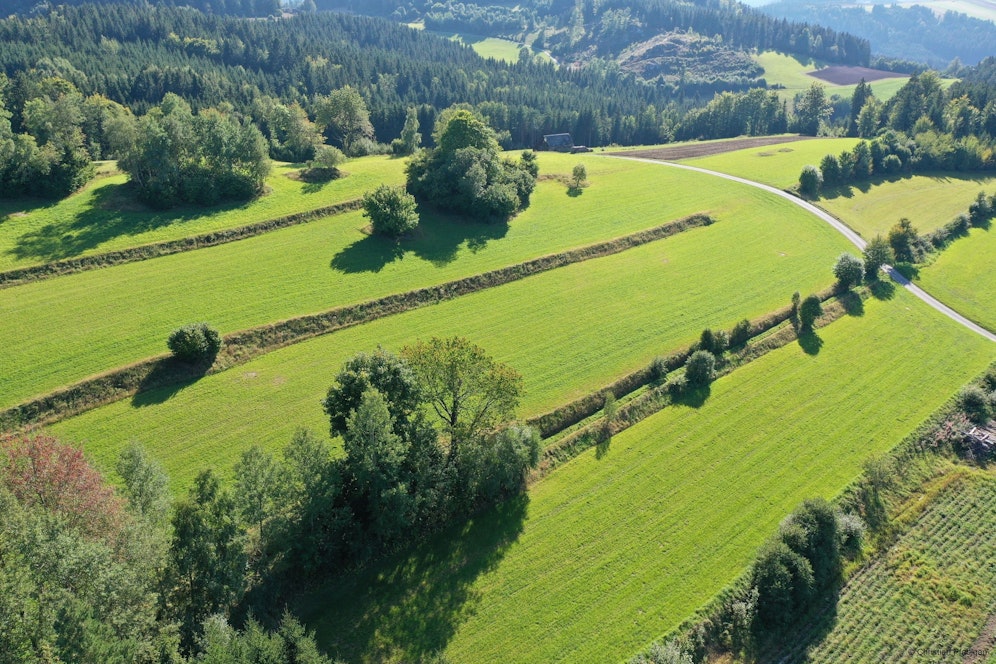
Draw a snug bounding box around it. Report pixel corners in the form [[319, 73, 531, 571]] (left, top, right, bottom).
[[869, 279, 896, 300], [755, 589, 841, 664], [797, 329, 823, 355], [330, 209, 509, 274], [838, 291, 865, 317], [10, 183, 251, 263], [298, 494, 528, 662], [131, 357, 214, 407], [674, 385, 711, 409]]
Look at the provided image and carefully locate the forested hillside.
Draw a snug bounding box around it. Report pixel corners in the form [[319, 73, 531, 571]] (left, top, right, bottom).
[[0, 5, 681, 147], [759, 2, 996, 67], [1, 0, 280, 19]]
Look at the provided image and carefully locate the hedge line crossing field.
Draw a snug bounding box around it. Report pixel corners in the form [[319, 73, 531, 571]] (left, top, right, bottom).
[[0, 153, 844, 411], [296, 290, 994, 663], [776, 472, 996, 663], [678, 137, 862, 189], [915, 226, 996, 332], [48, 194, 852, 489], [0, 158, 406, 271]]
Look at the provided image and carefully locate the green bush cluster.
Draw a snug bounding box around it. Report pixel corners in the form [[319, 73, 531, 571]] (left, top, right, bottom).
[[167, 323, 222, 363]]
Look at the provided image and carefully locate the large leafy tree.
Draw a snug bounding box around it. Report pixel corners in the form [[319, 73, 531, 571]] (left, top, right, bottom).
[[401, 336, 523, 450], [314, 85, 374, 155]]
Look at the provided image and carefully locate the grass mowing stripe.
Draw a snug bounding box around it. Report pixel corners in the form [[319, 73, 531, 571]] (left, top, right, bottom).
[[909, 226, 996, 332], [0, 198, 363, 288], [295, 288, 993, 664], [2, 213, 712, 428], [0, 153, 829, 410], [0, 158, 406, 271], [49, 199, 853, 490]]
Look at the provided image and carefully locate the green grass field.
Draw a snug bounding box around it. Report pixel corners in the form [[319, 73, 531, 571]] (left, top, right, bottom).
[[915, 225, 996, 331], [754, 51, 915, 102], [0, 157, 406, 271], [776, 471, 996, 663], [819, 173, 996, 238], [0, 153, 843, 411], [297, 288, 995, 663], [48, 187, 852, 489], [679, 138, 862, 189]]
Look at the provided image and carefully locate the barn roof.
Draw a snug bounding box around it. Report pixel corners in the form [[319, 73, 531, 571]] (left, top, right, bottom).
[[544, 133, 574, 148]]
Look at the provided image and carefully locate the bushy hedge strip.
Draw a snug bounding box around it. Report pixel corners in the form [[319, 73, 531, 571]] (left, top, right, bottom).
[[0, 199, 364, 289], [0, 213, 713, 429]]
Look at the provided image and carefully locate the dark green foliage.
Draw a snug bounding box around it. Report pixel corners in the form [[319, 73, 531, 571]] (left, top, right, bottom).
[[969, 191, 993, 226], [862, 235, 894, 280], [793, 83, 832, 136], [167, 323, 222, 363], [391, 106, 421, 156], [362, 184, 419, 237], [798, 165, 822, 197], [960, 385, 992, 424], [166, 470, 247, 652], [819, 153, 841, 186], [751, 498, 841, 633], [798, 294, 823, 331], [406, 110, 537, 221], [571, 162, 587, 190], [684, 350, 716, 388], [197, 612, 333, 664], [728, 319, 753, 348], [323, 348, 423, 439], [117, 94, 270, 208], [882, 153, 902, 173], [833, 253, 864, 290], [698, 328, 727, 355], [887, 218, 922, 263]]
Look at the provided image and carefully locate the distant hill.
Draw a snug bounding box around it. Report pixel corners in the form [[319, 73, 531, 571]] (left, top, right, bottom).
[[1, 0, 280, 19], [758, 2, 996, 66]]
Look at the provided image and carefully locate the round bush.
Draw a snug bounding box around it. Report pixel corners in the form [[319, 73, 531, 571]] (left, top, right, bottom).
[[684, 350, 716, 388], [798, 165, 822, 197], [960, 385, 992, 424], [363, 184, 419, 237], [168, 323, 222, 363]]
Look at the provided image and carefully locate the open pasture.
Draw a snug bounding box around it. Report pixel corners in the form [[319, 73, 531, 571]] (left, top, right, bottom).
[[298, 288, 996, 663], [915, 225, 996, 331], [754, 51, 915, 102], [1, 153, 835, 411], [678, 137, 861, 189], [0, 158, 406, 271], [775, 472, 996, 663], [49, 189, 852, 489], [819, 173, 996, 238]]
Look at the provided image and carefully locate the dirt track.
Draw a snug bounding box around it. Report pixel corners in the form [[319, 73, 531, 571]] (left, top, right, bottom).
[[620, 135, 816, 161]]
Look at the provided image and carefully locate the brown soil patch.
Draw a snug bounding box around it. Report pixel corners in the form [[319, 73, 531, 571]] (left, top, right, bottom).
[[620, 135, 815, 161], [809, 66, 907, 85]]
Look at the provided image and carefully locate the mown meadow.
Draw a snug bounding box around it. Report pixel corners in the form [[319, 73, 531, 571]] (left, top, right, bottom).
[[916, 225, 996, 331], [753, 51, 913, 102], [678, 137, 861, 189], [0, 158, 406, 271], [49, 190, 851, 488], [1, 153, 846, 411], [773, 471, 996, 663], [297, 288, 995, 663]]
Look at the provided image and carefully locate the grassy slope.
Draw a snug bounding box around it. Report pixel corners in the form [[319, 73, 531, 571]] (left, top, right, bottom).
[[916, 225, 996, 331], [787, 472, 996, 663], [754, 51, 913, 102], [893, 0, 996, 24], [299, 289, 995, 663], [679, 138, 862, 189], [49, 189, 852, 489], [820, 173, 996, 237], [0, 158, 405, 271], [1, 153, 830, 410]]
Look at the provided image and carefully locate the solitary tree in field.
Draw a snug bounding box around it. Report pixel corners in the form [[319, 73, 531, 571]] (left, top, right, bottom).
[[887, 217, 920, 263], [798, 165, 822, 197], [832, 253, 864, 290], [362, 184, 419, 237], [862, 235, 894, 280], [571, 162, 587, 190], [684, 350, 716, 388]]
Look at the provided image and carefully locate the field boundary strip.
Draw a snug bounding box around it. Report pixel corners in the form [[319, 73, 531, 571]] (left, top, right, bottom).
[[0, 198, 364, 288], [0, 213, 714, 430], [530, 284, 848, 477]]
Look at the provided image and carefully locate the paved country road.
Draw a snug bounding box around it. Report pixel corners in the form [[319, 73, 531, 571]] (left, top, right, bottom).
[[611, 155, 996, 344]]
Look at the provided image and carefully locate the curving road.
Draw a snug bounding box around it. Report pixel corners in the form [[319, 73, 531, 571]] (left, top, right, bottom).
[[613, 155, 996, 344]]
